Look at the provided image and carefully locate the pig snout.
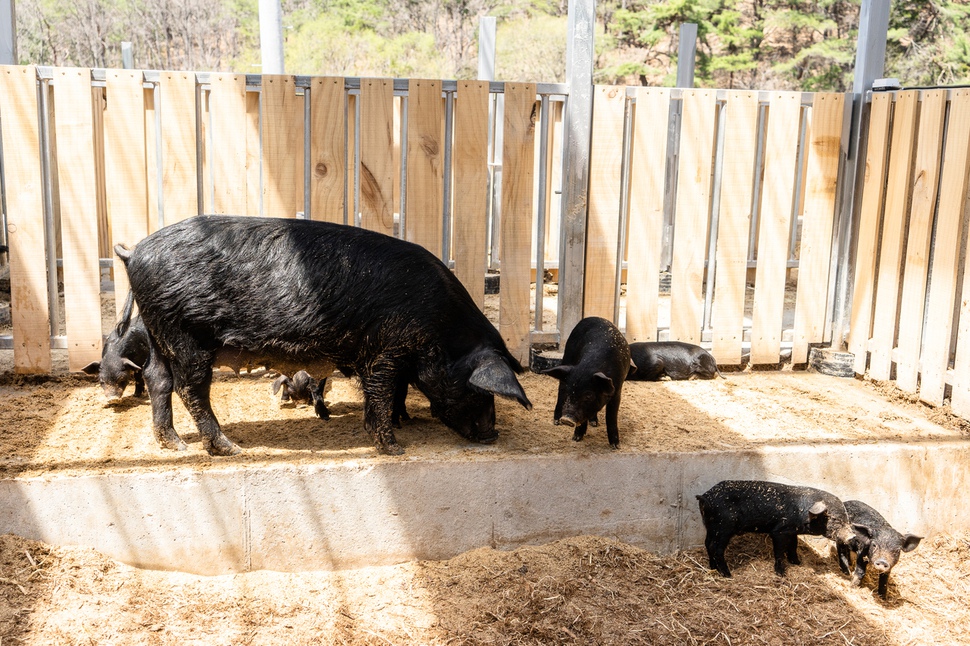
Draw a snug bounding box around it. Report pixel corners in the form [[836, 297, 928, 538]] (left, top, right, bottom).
[[558, 415, 577, 428], [101, 385, 125, 403], [871, 558, 892, 573]]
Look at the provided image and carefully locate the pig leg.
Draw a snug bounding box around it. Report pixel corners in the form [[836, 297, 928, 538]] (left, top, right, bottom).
[[851, 553, 868, 586], [770, 532, 796, 575], [706, 532, 732, 577], [312, 378, 330, 420], [589, 413, 599, 427], [784, 534, 801, 565], [142, 341, 187, 452], [837, 543, 853, 575], [877, 573, 889, 598], [572, 422, 588, 442], [133, 373, 145, 397], [391, 375, 411, 428], [360, 358, 404, 455], [172, 358, 241, 457], [605, 390, 622, 449]]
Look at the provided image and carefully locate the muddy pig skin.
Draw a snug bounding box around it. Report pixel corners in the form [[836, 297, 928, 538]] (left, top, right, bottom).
[[116, 215, 531, 456], [836, 500, 922, 598], [82, 292, 149, 402], [541, 316, 632, 449], [697, 480, 860, 577], [627, 341, 721, 381]]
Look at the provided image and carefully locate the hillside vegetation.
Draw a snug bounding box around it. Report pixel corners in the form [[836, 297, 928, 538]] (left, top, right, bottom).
[[13, 0, 970, 90]]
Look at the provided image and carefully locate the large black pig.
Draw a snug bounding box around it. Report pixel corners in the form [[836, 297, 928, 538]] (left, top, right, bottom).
[[697, 480, 861, 577], [82, 292, 150, 401], [836, 500, 922, 598], [627, 341, 721, 381], [541, 316, 631, 449], [115, 215, 531, 456]]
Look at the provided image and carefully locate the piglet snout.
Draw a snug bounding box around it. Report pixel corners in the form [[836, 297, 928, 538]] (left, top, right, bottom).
[[872, 559, 891, 573], [558, 416, 577, 428]]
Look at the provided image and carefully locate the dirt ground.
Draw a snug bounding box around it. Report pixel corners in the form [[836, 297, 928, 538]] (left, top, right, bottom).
[[1, 343, 970, 643]]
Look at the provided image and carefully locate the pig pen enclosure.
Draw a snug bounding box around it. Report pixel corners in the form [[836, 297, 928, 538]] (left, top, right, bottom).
[[4, 19, 970, 643]]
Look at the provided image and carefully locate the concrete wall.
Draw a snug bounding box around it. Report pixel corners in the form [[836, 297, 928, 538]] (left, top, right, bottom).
[[0, 441, 966, 574]]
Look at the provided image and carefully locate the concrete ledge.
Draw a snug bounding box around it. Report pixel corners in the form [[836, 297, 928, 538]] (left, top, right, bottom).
[[0, 441, 967, 574]]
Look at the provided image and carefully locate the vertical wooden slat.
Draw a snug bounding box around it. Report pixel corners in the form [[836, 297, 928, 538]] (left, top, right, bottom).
[[104, 69, 149, 319], [895, 90, 946, 393], [750, 92, 801, 364], [359, 78, 395, 235], [309, 77, 345, 224], [246, 90, 261, 216], [848, 93, 892, 375], [452, 80, 490, 309], [406, 79, 444, 256], [711, 90, 759, 365], [626, 88, 670, 342], [209, 73, 248, 216], [92, 87, 110, 258], [791, 93, 845, 364], [583, 85, 626, 321], [160, 72, 198, 224], [0, 65, 52, 372], [670, 89, 717, 344], [261, 75, 304, 218], [144, 87, 159, 233], [869, 91, 919, 381], [923, 90, 970, 406], [499, 82, 537, 365], [52, 68, 101, 371]]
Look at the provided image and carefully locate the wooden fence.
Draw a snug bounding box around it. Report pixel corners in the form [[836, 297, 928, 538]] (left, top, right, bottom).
[[1, 65, 850, 382]]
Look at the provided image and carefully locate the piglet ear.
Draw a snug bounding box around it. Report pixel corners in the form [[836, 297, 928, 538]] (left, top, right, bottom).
[[901, 534, 923, 552], [627, 360, 637, 377], [808, 501, 828, 518], [271, 375, 290, 396], [593, 372, 615, 396], [470, 356, 533, 410], [852, 523, 873, 544], [81, 361, 101, 375], [123, 358, 142, 372], [540, 365, 572, 381]]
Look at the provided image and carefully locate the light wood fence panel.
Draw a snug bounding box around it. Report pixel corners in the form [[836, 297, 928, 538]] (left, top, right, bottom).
[[895, 90, 946, 393], [246, 91, 261, 216], [53, 68, 102, 371], [452, 81, 490, 310], [160, 72, 198, 224], [711, 90, 759, 365], [869, 91, 919, 381], [209, 73, 248, 216], [309, 77, 346, 224], [670, 89, 717, 345], [583, 86, 626, 321], [921, 89, 970, 406], [625, 88, 670, 343], [406, 79, 444, 257], [0, 65, 52, 373], [499, 82, 536, 365], [848, 93, 892, 374], [104, 69, 149, 319], [261, 75, 304, 218], [750, 92, 801, 364], [359, 78, 395, 235], [792, 92, 845, 364]]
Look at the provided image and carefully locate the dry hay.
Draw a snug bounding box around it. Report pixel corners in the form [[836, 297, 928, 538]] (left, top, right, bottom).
[[0, 531, 967, 645]]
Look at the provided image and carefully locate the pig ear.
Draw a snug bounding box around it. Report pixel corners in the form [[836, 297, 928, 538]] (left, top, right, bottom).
[[81, 361, 101, 375], [593, 372, 615, 396], [470, 356, 533, 410], [901, 534, 922, 552], [540, 365, 572, 380], [271, 375, 290, 395], [123, 358, 142, 372], [627, 360, 637, 378], [852, 523, 873, 543], [808, 501, 828, 518]]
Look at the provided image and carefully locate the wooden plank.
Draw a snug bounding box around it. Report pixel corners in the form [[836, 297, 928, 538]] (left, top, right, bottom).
[[750, 92, 801, 364], [0, 65, 51, 372], [92, 87, 110, 258], [711, 90, 759, 365], [626, 88, 671, 342], [104, 69, 149, 319], [359, 78, 395, 235], [923, 90, 970, 406], [848, 92, 892, 375], [895, 89, 946, 392], [52, 68, 102, 371], [209, 73, 248, 215], [452, 80, 490, 310], [869, 91, 919, 381], [246, 90, 261, 216], [308, 77, 345, 224], [499, 82, 537, 365], [582, 85, 626, 321], [405, 79, 444, 256], [160, 72, 198, 224], [261, 75, 304, 218], [670, 89, 717, 344], [791, 93, 845, 364], [144, 86, 159, 233]]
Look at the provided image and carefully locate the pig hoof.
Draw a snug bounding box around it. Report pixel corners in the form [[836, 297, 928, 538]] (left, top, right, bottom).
[[160, 438, 188, 452], [207, 436, 242, 457], [377, 442, 405, 456], [589, 419, 599, 427], [609, 442, 620, 450], [314, 401, 331, 420], [475, 435, 498, 444], [553, 418, 561, 426], [572, 432, 584, 442]]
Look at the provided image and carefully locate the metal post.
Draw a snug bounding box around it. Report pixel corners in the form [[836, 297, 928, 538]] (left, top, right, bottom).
[[676, 24, 697, 89], [259, 0, 285, 74], [478, 17, 496, 81], [479, 18, 501, 270], [558, 0, 595, 344], [0, 0, 15, 64], [121, 42, 133, 69], [829, 0, 891, 350]]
